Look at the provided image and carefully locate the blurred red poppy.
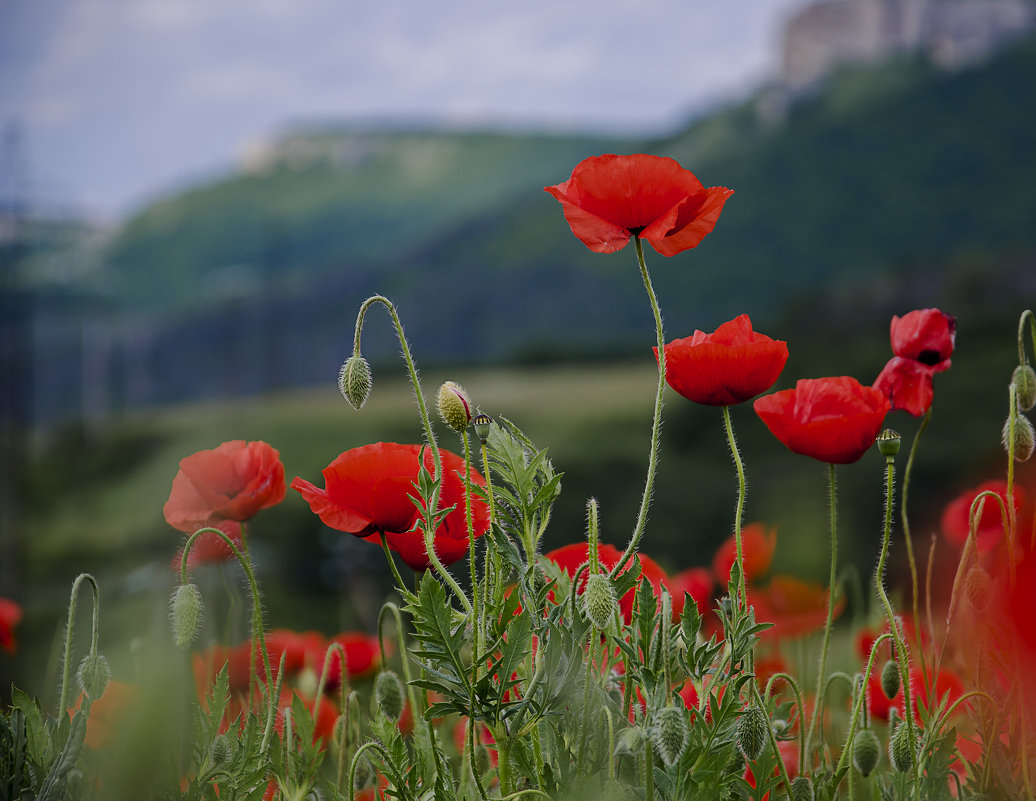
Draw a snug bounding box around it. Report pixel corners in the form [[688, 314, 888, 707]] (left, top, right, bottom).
[[291, 442, 489, 571], [745, 738, 799, 800], [753, 377, 890, 464], [940, 479, 1025, 552], [656, 315, 788, 406], [711, 523, 777, 587], [164, 440, 285, 532], [544, 542, 670, 623], [669, 567, 714, 620], [748, 575, 844, 639], [321, 632, 382, 690], [0, 598, 22, 653], [889, 308, 956, 368], [867, 664, 965, 724], [69, 679, 139, 749], [544, 154, 733, 256]]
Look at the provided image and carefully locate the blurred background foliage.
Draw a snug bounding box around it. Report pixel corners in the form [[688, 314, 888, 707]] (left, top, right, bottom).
[[3, 30, 1036, 702]]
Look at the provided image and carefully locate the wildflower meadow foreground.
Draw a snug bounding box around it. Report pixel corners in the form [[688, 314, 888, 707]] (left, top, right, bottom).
[[4, 154, 1036, 801]]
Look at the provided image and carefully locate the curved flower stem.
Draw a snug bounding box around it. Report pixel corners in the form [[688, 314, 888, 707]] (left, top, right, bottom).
[[807, 463, 839, 761], [379, 533, 415, 603], [900, 409, 930, 674], [612, 236, 666, 578], [378, 601, 421, 718], [833, 633, 893, 779], [348, 740, 396, 801], [180, 526, 274, 740], [57, 573, 100, 715], [722, 405, 749, 609], [764, 671, 807, 776], [1006, 382, 1019, 583], [313, 643, 346, 726], [750, 682, 794, 794], [877, 456, 918, 790]]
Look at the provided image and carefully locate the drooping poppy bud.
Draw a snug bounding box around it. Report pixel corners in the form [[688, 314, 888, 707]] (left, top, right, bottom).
[[583, 573, 618, 630], [965, 566, 992, 612], [170, 583, 204, 649], [437, 381, 473, 433], [374, 670, 405, 722], [735, 705, 768, 761], [1013, 364, 1036, 412], [653, 705, 687, 767], [77, 653, 111, 699], [880, 660, 901, 700], [1003, 412, 1035, 462], [853, 728, 881, 777], [339, 355, 373, 410]]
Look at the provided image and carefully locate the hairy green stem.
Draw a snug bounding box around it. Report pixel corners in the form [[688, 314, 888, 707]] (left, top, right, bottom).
[[807, 463, 839, 761], [833, 633, 893, 778], [612, 237, 666, 579], [58, 573, 100, 715], [764, 671, 807, 776], [900, 409, 930, 675], [722, 405, 749, 609], [877, 457, 918, 791]]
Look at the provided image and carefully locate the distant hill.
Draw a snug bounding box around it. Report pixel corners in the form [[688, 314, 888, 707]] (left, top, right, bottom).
[[26, 33, 1036, 423]]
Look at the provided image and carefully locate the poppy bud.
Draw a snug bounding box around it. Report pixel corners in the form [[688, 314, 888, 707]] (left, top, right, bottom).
[[472, 412, 493, 446], [339, 355, 373, 410], [876, 428, 901, 459], [852, 728, 881, 777], [374, 670, 405, 722], [791, 776, 815, 801], [583, 572, 618, 630], [735, 704, 768, 761], [889, 720, 915, 772], [1003, 412, 1035, 462], [652, 705, 687, 767], [965, 566, 992, 611], [170, 583, 204, 649], [881, 659, 901, 700], [614, 725, 646, 756], [77, 653, 111, 699], [209, 734, 232, 764], [1014, 364, 1036, 412], [437, 381, 472, 433]]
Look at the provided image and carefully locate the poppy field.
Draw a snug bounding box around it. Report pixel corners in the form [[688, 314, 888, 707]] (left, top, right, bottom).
[[3, 153, 1036, 801]]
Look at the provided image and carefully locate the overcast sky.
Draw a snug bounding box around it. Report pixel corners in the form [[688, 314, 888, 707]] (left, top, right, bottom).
[[0, 0, 808, 221]]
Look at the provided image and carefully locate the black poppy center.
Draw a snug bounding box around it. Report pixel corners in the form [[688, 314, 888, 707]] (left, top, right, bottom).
[[916, 349, 942, 366]]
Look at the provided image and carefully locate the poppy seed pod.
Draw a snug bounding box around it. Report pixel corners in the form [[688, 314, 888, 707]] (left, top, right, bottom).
[[1014, 364, 1036, 412], [437, 381, 472, 433], [791, 777, 815, 801], [890, 721, 915, 772], [339, 355, 373, 410], [472, 412, 493, 445], [735, 704, 768, 761], [880, 659, 901, 700], [375, 670, 405, 721], [876, 428, 901, 459], [853, 728, 881, 777], [1003, 412, 1035, 462], [653, 706, 687, 767], [77, 653, 111, 699], [170, 583, 204, 649], [583, 572, 618, 630]]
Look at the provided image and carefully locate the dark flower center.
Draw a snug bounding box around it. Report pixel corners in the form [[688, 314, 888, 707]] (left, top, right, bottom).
[[916, 349, 942, 366]]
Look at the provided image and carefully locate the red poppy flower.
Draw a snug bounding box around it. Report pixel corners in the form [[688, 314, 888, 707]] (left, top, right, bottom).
[[655, 315, 788, 406], [753, 377, 891, 464], [711, 523, 777, 586], [748, 575, 844, 640], [543, 542, 670, 624], [544, 153, 733, 256], [745, 738, 799, 800], [889, 308, 956, 369], [164, 440, 286, 532], [0, 597, 22, 653], [291, 442, 490, 571], [668, 567, 714, 620], [872, 356, 941, 418], [69, 680, 139, 749], [940, 479, 1025, 552]]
